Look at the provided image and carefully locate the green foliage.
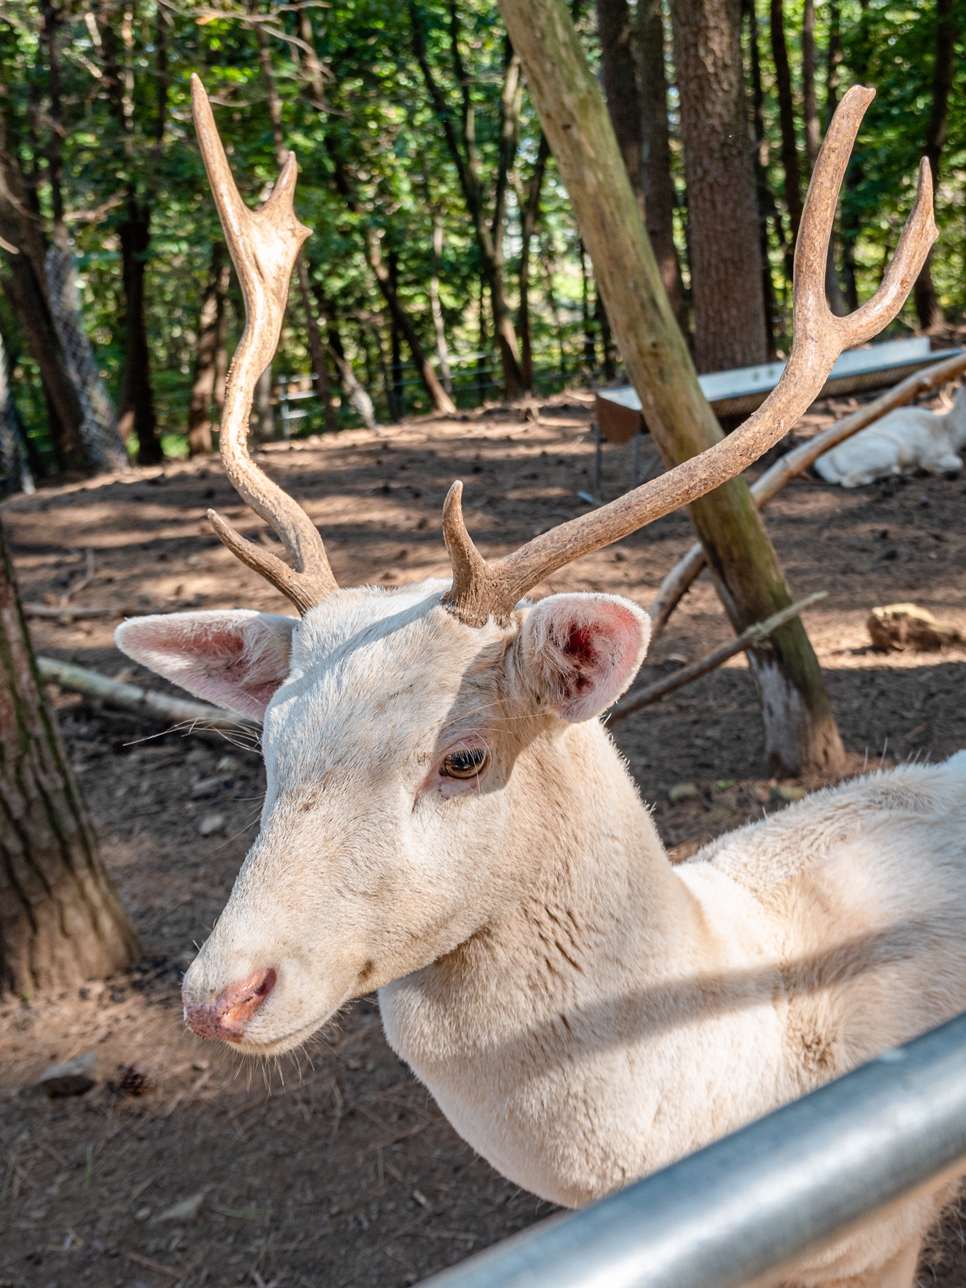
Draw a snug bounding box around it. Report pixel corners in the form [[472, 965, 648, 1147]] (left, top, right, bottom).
[[0, 0, 962, 463]]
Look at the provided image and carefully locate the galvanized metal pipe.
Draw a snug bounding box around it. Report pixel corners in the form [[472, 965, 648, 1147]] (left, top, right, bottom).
[[419, 1011, 966, 1288]]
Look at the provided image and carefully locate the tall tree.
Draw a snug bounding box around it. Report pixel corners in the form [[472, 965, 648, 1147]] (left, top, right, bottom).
[[913, 0, 955, 333], [635, 0, 687, 330], [498, 0, 846, 776], [801, 0, 820, 172], [0, 518, 139, 996], [409, 2, 526, 400], [597, 0, 686, 332], [95, 0, 164, 465], [250, 4, 339, 433], [769, 0, 804, 245], [515, 133, 551, 391], [822, 0, 849, 317], [0, 120, 90, 475], [670, 0, 768, 372], [743, 0, 779, 354], [186, 240, 230, 456]]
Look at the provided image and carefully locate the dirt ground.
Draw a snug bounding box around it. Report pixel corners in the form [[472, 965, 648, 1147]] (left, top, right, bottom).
[[2, 388, 966, 1288]]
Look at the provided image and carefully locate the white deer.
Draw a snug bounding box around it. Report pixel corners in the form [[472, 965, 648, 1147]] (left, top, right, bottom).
[[815, 382, 966, 486], [116, 79, 961, 1288]]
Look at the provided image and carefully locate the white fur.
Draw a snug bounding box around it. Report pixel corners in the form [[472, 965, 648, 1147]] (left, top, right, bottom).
[[116, 586, 966, 1287], [815, 383, 966, 487]]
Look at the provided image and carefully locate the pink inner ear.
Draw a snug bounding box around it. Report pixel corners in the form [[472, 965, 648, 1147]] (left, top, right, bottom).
[[525, 593, 650, 722], [114, 611, 296, 721]]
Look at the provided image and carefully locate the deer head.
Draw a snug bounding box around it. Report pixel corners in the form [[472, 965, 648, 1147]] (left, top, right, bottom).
[[115, 77, 935, 1055]]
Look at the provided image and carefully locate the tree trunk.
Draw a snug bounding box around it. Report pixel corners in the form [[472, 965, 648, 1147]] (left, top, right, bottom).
[[364, 227, 455, 416], [497, 0, 845, 776], [636, 0, 687, 330], [822, 0, 849, 318], [96, 2, 164, 466], [409, 0, 526, 400], [117, 201, 162, 465], [597, 0, 643, 196], [0, 123, 91, 476], [517, 133, 551, 392], [0, 519, 139, 997], [769, 0, 804, 244], [669, 0, 768, 372], [743, 0, 779, 356], [296, 256, 339, 434], [801, 0, 820, 172], [314, 291, 379, 431], [430, 212, 454, 396], [187, 241, 230, 456], [913, 0, 954, 333]]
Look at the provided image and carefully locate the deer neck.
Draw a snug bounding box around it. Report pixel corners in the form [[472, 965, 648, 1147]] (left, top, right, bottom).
[[379, 719, 757, 1204]]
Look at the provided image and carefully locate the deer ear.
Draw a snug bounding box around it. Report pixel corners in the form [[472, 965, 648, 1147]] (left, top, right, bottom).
[[114, 610, 297, 721], [517, 593, 651, 722]]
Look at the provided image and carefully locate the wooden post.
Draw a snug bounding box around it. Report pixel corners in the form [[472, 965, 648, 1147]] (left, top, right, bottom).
[[496, 0, 844, 775], [0, 519, 139, 996]]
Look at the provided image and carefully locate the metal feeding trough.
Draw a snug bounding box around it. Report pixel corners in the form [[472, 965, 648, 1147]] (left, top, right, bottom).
[[594, 337, 964, 445]]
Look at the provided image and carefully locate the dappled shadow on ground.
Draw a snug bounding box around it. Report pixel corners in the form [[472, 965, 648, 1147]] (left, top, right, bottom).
[[2, 396, 966, 1286]]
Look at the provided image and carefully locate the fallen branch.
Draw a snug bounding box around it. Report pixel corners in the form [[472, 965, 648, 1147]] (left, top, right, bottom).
[[648, 350, 966, 641], [610, 592, 827, 726], [36, 656, 258, 734], [23, 604, 117, 621]]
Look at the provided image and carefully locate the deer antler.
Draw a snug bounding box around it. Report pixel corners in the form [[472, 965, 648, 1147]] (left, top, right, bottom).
[[441, 86, 937, 627], [191, 74, 338, 614]]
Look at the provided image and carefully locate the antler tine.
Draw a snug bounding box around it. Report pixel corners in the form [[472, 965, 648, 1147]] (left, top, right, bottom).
[[442, 85, 937, 627], [191, 74, 338, 615]]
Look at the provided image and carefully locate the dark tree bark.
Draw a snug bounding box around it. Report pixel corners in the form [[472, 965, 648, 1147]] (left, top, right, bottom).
[[743, 0, 779, 355], [187, 241, 230, 456], [669, 0, 768, 372], [364, 225, 456, 416], [636, 0, 687, 329], [597, 0, 643, 196], [0, 124, 89, 475], [769, 0, 804, 244], [801, 0, 820, 172], [0, 519, 139, 996], [251, 12, 339, 433], [822, 0, 849, 317], [409, 1, 526, 400], [312, 287, 379, 430], [96, 0, 164, 465], [840, 0, 870, 311], [117, 204, 161, 463], [516, 133, 550, 392], [499, 0, 845, 776], [914, 0, 955, 333]]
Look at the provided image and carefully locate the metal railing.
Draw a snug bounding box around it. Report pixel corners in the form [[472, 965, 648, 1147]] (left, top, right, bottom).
[[418, 1011, 966, 1288]]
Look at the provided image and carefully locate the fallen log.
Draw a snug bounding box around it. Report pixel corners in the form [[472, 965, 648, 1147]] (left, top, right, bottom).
[[36, 656, 258, 734], [23, 604, 117, 621], [610, 592, 827, 725], [647, 350, 966, 641]]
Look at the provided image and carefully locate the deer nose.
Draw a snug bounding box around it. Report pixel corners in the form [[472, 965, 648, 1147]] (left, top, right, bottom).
[[183, 969, 277, 1042]]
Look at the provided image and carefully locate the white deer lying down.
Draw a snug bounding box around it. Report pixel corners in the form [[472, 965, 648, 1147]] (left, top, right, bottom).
[[815, 382, 966, 486], [117, 79, 952, 1288]]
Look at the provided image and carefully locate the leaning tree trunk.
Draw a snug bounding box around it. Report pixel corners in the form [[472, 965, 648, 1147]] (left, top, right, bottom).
[[497, 0, 845, 776], [0, 519, 139, 996], [669, 0, 769, 372]]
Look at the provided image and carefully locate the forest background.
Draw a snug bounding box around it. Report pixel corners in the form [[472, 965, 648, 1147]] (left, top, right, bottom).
[[0, 0, 963, 481]]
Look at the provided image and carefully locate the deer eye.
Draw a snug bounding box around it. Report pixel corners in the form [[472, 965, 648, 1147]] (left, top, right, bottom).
[[441, 748, 487, 780]]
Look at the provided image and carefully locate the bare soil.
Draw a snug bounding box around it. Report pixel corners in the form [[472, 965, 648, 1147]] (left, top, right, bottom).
[[2, 390, 966, 1288]]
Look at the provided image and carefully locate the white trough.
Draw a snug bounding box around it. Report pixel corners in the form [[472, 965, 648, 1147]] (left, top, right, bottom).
[[595, 337, 964, 443]]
